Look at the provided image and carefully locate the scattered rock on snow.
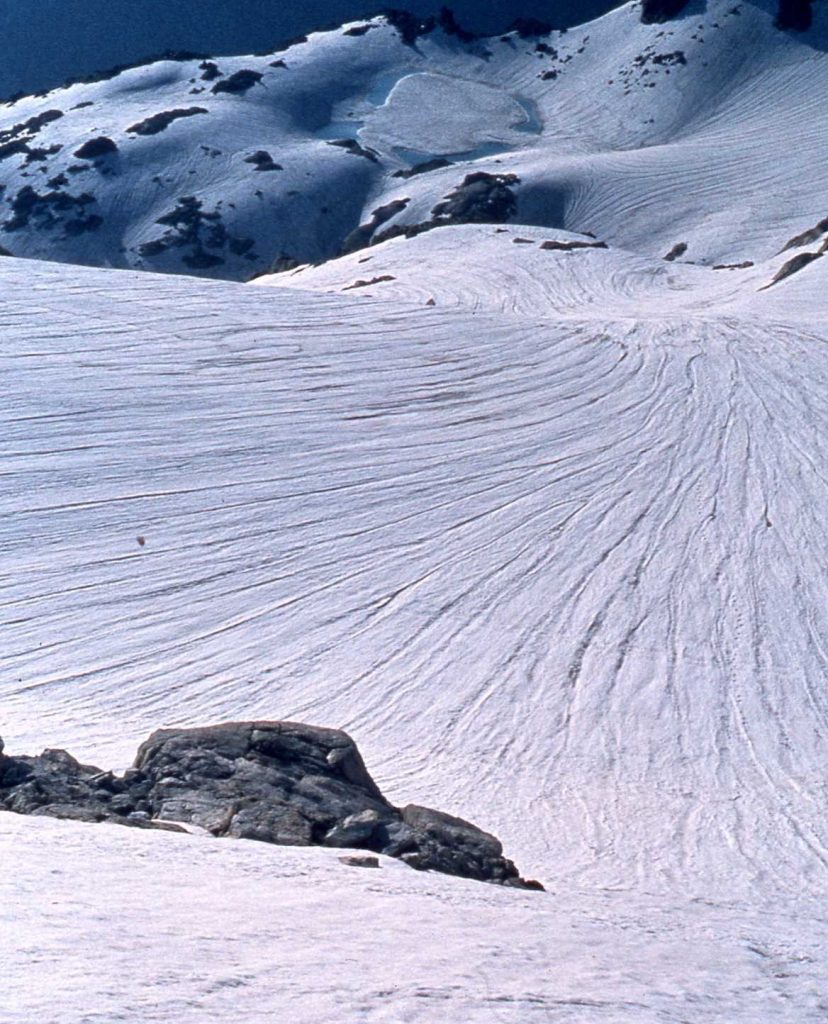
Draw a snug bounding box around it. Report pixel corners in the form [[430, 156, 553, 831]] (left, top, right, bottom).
[[663, 241, 688, 261], [342, 274, 396, 290], [127, 108, 208, 136], [392, 158, 453, 180], [326, 138, 380, 163], [73, 136, 118, 160], [340, 198, 410, 254], [211, 70, 263, 95], [541, 239, 608, 251], [244, 150, 283, 172], [760, 250, 822, 289]]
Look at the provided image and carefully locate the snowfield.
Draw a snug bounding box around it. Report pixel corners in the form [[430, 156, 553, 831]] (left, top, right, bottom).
[[4, 814, 828, 1023], [2, 0, 828, 1020]]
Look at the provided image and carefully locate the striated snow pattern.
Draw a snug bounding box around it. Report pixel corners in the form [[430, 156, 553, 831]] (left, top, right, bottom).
[[2, 1, 828, 1021]]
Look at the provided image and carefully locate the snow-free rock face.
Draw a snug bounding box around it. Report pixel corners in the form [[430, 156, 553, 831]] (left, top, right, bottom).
[[0, 725, 541, 889]]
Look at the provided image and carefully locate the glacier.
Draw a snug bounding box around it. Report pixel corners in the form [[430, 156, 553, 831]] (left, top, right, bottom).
[[2, 0, 828, 1020]]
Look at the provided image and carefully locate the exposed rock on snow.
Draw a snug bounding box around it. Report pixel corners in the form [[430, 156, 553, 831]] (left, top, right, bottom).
[[663, 241, 688, 261], [126, 107, 208, 136], [73, 136, 118, 160], [540, 238, 607, 251], [244, 150, 284, 172], [372, 172, 520, 245], [0, 725, 541, 890], [211, 69, 264, 95], [761, 248, 823, 287], [779, 216, 828, 252]]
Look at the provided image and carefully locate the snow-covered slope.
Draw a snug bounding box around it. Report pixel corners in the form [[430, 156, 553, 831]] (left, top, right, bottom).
[[3, 223, 828, 888], [5, 813, 828, 1023], [1, 0, 826, 279]]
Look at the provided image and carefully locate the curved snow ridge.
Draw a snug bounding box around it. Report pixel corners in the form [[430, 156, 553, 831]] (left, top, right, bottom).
[[256, 222, 825, 320], [2, 257, 828, 890]]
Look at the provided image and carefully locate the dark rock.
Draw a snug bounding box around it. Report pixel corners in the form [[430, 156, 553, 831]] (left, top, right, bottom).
[[340, 198, 410, 254], [244, 150, 283, 172], [127, 108, 208, 136], [775, 0, 813, 31], [392, 158, 452, 179], [326, 138, 380, 163], [344, 24, 374, 37], [0, 722, 540, 890], [3, 185, 102, 235], [431, 172, 520, 225], [325, 808, 391, 847], [74, 136, 118, 160], [198, 61, 222, 82], [0, 140, 29, 162], [23, 144, 61, 164], [541, 239, 608, 251], [640, 0, 692, 24], [211, 70, 263, 96], [436, 7, 477, 43], [384, 10, 436, 46], [0, 110, 63, 148], [342, 275, 396, 290], [761, 250, 823, 289], [663, 241, 688, 261], [339, 854, 380, 868], [780, 217, 828, 252], [136, 195, 253, 271]]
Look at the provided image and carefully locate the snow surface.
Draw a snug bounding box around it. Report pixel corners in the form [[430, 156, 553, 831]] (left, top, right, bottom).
[[4, 814, 828, 1023], [2, 1, 828, 1020]]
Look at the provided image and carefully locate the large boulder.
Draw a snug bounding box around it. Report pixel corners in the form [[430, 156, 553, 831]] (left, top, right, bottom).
[[0, 722, 543, 890], [133, 721, 391, 843]]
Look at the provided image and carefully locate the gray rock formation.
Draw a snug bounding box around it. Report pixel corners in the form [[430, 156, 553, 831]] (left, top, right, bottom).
[[0, 723, 543, 890]]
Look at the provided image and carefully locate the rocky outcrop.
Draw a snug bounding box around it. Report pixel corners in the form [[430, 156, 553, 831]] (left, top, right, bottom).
[[0, 722, 543, 890], [760, 249, 823, 289], [73, 136, 118, 160]]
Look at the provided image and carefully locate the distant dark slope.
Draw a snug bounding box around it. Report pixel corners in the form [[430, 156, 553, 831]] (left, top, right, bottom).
[[0, 0, 622, 100]]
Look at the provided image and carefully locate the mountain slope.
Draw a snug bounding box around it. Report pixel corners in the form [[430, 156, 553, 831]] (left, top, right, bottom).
[[3, 3, 828, 1021], [0, 0, 825, 280], [0, 0, 622, 100]]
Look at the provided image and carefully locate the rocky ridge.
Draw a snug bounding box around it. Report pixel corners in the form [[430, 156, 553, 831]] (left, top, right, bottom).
[[0, 723, 542, 890]]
